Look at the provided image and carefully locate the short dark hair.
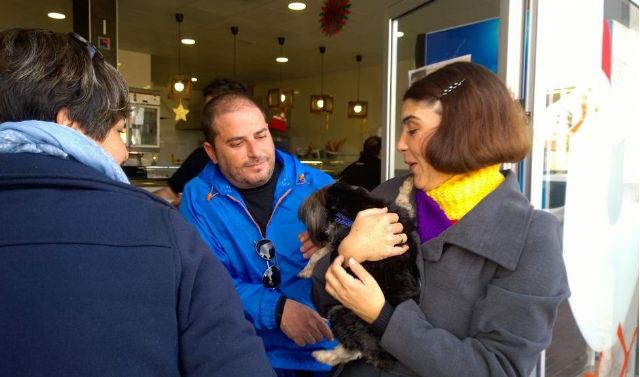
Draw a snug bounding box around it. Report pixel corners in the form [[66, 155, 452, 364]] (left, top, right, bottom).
[[0, 28, 129, 141], [201, 92, 265, 144], [362, 136, 381, 157], [403, 61, 531, 174], [202, 78, 248, 101]]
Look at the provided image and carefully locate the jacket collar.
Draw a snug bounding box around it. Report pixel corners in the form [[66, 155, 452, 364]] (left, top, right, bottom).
[[419, 171, 533, 270], [0, 153, 168, 206], [199, 149, 306, 198]]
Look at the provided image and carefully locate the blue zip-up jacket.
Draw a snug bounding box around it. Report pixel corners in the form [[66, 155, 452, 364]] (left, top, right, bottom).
[[180, 149, 336, 371]]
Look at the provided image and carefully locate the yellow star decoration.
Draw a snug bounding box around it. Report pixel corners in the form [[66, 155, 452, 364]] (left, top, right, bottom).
[[173, 99, 189, 121]]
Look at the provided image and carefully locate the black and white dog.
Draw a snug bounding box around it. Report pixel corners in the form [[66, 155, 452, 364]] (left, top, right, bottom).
[[298, 180, 420, 369]]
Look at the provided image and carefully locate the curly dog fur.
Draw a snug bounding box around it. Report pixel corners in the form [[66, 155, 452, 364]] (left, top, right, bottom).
[[298, 181, 420, 369]]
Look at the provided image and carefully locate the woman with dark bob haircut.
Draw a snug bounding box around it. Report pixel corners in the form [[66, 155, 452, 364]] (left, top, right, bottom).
[[0, 28, 276, 377], [312, 61, 570, 376]]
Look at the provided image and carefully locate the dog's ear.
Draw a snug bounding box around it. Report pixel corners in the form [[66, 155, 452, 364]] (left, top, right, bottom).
[[298, 187, 330, 246]]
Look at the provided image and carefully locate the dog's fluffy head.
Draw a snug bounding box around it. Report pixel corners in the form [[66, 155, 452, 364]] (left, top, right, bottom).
[[298, 181, 391, 247]]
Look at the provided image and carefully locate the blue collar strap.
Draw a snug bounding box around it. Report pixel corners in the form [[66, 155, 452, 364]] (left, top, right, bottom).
[[334, 212, 354, 228]]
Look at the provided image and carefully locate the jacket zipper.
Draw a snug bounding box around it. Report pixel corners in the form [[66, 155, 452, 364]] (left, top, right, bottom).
[[226, 188, 292, 238]]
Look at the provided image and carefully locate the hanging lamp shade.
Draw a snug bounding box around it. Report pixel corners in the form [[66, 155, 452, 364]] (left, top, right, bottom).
[[310, 46, 333, 114], [168, 13, 192, 100], [347, 54, 367, 118], [268, 37, 294, 109], [231, 26, 239, 79], [347, 100, 368, 118]]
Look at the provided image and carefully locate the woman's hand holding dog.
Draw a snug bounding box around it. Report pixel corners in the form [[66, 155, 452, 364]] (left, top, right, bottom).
[[325, 255, 385, 324], [280, 299, 334, 346], [337, 207, 409, 263]]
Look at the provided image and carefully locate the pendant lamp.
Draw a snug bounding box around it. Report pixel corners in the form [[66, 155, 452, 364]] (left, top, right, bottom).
[[168, 13, 192, 100], [347, 54, 367, 118], [231, 26, 239, 79], [310, 46, 333, 114], [268, 37, 294, 109]]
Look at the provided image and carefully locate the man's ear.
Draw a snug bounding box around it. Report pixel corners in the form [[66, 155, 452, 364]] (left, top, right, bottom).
[[55, 108, 80, 130], [203, 141, 218, 164]]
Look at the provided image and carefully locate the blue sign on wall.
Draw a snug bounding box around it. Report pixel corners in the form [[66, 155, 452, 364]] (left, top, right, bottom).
[[424, 17, 500, 73]]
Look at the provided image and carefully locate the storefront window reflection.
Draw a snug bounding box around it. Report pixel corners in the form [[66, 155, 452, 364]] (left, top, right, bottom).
[[534, 1, 639, 376]]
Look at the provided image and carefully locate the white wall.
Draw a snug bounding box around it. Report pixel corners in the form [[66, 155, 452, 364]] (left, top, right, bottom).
[[118, 49, 151, 89], [156, 87, 205, 165]]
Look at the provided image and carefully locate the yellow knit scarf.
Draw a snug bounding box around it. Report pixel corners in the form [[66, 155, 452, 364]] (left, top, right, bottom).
[[427, 164, 504, 221]]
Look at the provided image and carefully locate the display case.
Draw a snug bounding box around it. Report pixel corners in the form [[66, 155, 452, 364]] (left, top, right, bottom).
[[125, 89, 160, 151]]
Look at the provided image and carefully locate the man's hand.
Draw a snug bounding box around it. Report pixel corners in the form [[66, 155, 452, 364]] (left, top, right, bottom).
[[153, 186, 181, 208], [299, 231, 321, 259], [280, 299, 333, 346]]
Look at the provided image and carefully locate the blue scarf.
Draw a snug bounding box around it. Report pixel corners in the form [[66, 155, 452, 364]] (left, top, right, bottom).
[[0, 120, 129, 183]]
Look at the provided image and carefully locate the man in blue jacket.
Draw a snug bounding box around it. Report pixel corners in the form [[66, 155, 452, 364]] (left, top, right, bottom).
[[180, 91, 336, 376]]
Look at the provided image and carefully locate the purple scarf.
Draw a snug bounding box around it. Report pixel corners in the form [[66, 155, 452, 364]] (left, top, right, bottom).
[[415, 190, 453, 243]]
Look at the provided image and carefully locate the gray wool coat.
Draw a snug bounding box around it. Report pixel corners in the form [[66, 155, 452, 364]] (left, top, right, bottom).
[[312, 171, 570, 377]]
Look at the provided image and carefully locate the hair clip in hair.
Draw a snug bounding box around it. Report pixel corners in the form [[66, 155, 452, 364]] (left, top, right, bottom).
[[439, 79, 465, 99]]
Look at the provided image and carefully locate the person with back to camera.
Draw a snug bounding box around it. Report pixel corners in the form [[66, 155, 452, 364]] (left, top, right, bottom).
[[337, 135, 382, 191], [154, 78, 249, 207], [0, 28, 276, 377], [179, 90, 337, 376], [311, 61, 570, 376]]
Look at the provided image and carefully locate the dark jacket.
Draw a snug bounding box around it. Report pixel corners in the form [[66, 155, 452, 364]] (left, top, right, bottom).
[[337, 154, 381, 191], [168, 146, 210, 194], [313, 172, 570, 377], [0, 153, 276, 377]]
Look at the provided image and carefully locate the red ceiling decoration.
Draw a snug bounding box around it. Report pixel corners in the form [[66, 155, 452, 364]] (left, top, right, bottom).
[[319, 0, 351, 37]]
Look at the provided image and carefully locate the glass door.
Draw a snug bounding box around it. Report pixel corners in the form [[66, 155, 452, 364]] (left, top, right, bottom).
[[383, 0, 519, 180], [527, 0, 639, 376]]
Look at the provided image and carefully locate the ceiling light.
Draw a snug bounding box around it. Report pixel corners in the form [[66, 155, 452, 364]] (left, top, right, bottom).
[[231, 26, 239, 79], [173, 81, 185, 92], [181, 38, 196, 45], [347, 55, 368, 118], [288, 2, 306, 11], [168, 13, 192, 101], [310, 46, 333, 114], [191, 77, 197, 82], [396, 31, 405, 38], [47, 12, 66, 20], [268, 37, 294, 110], [276, 57, 288, 63]]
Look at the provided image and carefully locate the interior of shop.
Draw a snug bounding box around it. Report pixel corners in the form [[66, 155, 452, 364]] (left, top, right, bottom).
[[1, 0, 502, 182], [3, 0, 392, 181]]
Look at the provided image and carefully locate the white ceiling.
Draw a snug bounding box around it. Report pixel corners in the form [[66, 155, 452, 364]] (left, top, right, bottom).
[[121, 0, 394, 87], [2, 0, 500, 90], [2, 0, 396, 89]]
